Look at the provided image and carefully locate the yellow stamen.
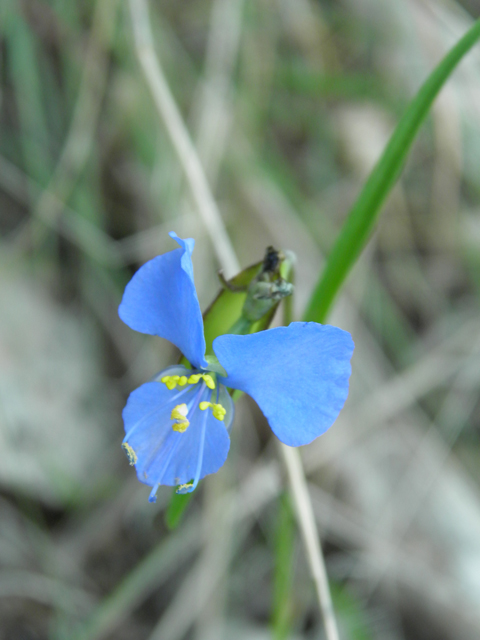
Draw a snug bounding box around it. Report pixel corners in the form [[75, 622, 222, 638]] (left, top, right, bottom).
[[176, 482, 193, 493], [122, 442, 137, 466], [213, 405, 226, 420], [161, 372, 216, 390], [161, 375, 178, 390], [199, 401, 227, 421], [173, 423, 189, 433], [171, 403, 190, 432], [202, 374, 216, 389]]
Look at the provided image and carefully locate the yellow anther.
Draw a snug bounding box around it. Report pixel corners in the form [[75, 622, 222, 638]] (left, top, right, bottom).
[[122, 442, 137, 466], [199, 401, 226, 421], [202, 374, 215, 390], [171, 404, 188, 420], [163, 372, 216, 390], [173, 422, 189, 433], [212, 404, 227, 420], [176, 482, 193, 493], [171, 403, 190, 432], [161, 374, 191, 390], [161, 375, 179, 390]]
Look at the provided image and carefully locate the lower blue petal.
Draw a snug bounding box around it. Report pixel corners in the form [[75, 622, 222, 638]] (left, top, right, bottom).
[[122, 378, 231, 495], [213, 322, 354, 447]]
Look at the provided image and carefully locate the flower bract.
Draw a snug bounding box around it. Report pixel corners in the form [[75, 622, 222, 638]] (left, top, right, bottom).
[[119, 232, 354, 502]]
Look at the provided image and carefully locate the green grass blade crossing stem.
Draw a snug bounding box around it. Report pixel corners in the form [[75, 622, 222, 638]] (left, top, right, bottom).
[[304, 19, 480, 323]]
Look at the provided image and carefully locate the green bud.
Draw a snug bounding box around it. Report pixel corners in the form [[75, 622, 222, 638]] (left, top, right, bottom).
[[241, 247, 295, 322]]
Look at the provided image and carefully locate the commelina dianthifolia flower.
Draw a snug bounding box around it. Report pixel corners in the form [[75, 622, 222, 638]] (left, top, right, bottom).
[[119, 232, 354, 502]]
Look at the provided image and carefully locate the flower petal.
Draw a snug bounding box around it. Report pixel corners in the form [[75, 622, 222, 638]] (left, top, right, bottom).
[[122, 379, 230, 497], [118, 232, 207, 369], [213, 322, 354, 446]]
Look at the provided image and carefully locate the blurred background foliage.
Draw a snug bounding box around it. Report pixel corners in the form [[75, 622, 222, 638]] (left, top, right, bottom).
[[1, 0, 480, 638]]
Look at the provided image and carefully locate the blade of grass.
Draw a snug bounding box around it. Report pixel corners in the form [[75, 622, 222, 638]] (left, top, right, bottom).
[[74, 524, 198, 640], [304, 18, 480, 323], [4, 7, 53, 187], [9, 0, 118, 255]]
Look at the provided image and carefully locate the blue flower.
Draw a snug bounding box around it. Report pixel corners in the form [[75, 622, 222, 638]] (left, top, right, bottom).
[[119, 232, 354, 502]]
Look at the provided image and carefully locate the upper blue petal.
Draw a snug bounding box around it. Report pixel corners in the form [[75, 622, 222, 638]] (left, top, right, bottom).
[[122, 374, 231, 492], [118, 232, 207, 369], [213, 322, 354, 446]]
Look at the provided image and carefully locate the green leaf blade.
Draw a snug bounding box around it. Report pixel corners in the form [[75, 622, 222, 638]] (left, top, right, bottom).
[[305, 19, 480, 324]]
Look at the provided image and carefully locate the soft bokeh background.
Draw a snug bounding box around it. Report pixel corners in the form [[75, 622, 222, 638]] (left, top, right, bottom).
[[1, 0, 480, 638]]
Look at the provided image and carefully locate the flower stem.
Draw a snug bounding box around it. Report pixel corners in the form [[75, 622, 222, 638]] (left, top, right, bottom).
[[226, 316, 253, 336]]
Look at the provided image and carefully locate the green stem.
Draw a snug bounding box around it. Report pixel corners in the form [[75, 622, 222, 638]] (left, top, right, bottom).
[[227, 315, 254, 335], [304, 19, 480, 324]]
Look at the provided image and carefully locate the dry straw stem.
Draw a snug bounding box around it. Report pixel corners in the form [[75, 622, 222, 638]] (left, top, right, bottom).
[[280, 444, 340, 640], [128, 0, 239, 277], [128, 0, 340, 637]]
